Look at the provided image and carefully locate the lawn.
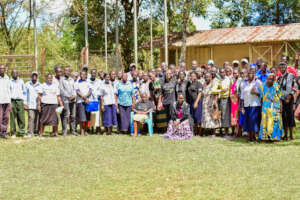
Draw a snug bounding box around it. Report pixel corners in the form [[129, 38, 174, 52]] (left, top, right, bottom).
[[0, 126, 300, 200]]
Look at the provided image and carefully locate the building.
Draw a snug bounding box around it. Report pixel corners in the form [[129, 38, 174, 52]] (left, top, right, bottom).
[[143, 23, 300, 69]]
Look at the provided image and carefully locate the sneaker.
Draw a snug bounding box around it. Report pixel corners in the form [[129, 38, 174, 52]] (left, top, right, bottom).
[[11, 135, 16, 139], [24, 134, 32, 138]]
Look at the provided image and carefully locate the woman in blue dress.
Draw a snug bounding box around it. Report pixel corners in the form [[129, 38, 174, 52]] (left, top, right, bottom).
[[258, 74, 283, 141]]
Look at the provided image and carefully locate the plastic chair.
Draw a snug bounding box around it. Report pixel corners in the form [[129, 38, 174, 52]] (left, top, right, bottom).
[[130, 112, 153, 136]]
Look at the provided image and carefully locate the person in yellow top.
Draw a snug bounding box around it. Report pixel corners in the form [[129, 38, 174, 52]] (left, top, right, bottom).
[[219, 68, 232, 137]]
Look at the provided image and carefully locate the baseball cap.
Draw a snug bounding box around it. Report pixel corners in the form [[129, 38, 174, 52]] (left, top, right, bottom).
[[241, 58, 249, 64], [232, 60, 240, 65]]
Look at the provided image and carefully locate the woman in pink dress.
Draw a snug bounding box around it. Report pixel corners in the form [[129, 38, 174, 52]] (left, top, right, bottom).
[[230, 69, 239, 137]]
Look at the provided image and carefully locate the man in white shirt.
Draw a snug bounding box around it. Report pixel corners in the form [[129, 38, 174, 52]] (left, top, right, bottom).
[[10, 69, 26, 137], [0, 65, 11, 139], [24, 72, 41, 137], [53, 65, 63, 87]]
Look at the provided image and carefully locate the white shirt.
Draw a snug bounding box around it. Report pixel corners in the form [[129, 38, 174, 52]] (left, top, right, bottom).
[[25, 81, 42, 109], [241, 79, 262, 107], [40, 83, 60, 104], [99, 82, 116, 105], [10, 78, 26, 101], [88, 78, 101, 102], [0, 75, 11, 104], [75, 80, 91, 103]]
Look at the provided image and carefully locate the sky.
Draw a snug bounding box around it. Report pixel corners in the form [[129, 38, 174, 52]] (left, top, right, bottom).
[[38, 0, 213, 30]]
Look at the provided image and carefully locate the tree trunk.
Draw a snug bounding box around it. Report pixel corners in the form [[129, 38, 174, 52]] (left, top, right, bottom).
[[275, 0, 280, 24], [179, 0, 190, 63]]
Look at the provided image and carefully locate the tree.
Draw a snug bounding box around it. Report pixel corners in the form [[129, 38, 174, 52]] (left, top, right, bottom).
[[211, 0, 300, 28], [0, 0, 33, 54]]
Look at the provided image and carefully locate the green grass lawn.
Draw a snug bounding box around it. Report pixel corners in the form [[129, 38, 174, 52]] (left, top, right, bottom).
[[0, 126, 300, 200]]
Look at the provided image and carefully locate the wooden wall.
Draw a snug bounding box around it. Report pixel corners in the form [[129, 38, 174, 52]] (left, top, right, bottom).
[[160, 41, 299, 69]]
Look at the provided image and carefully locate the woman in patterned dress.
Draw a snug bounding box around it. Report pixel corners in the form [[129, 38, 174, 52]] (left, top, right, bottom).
[[230, 69, 239, 137], [258, 74, 283, 141], [201, 72, 221, 137], [162, 93, 193, 140]]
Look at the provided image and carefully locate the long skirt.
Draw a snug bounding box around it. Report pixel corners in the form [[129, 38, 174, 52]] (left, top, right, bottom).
[[282, 98, 296, 128], [190, 100, 202, 124], [103, 104, 117, 127], [40, 104, 58, 126], [243, 106, 261, 133], [118, 105, 131, 131], [231, 98, 239, 126], [76, 103, 89, 122], [219, 98, 231, 128], [162, 119, 193, 140], [155, 109, 168, 132]]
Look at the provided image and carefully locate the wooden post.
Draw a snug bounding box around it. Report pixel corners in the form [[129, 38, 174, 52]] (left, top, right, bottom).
[[249, 44, 252, 64], [271, 45, 273, 67], [210, 46, 213, 60], [175, 48, 178, 66], [41, 48, 46, 81], [285, 42, 288, 55]]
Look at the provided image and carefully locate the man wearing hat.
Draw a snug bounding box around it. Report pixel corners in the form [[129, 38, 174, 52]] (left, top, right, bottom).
[[232, 60, 240, 70], [25, 72, 42, 137], [241, 58, 249, 69]]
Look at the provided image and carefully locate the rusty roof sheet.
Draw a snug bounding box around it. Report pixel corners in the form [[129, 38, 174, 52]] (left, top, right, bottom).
[[172, 23, 300, 47]]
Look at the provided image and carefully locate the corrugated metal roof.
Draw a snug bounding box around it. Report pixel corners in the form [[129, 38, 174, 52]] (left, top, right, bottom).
[[172, 23, 300, 47]]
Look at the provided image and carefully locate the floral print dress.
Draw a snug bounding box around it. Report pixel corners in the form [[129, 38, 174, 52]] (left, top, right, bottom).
[[201, 82, 221, 129]]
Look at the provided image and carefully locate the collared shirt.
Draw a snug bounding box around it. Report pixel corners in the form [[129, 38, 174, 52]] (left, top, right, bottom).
[[110, 80, 119, 89], [0, 75, 11, 104], [88, 78, 101, 102], [116, 81, 134, 106], [40, 82, 60, 104], [25, 81, 42, 109], [60, 76, 76, 103], [256, 69, 270, 83], [10, 78, 26, 101], [219, 76, 232, 98], [75, 80, 91, 103], [52, 77, 61, 87], [241, 79, 262, 107], [100, 82, 116, 105]]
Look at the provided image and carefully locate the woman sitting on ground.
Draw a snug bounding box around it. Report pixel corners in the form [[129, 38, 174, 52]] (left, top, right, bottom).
[[162, 93, 193, 140], [132, 93, 154, 137]]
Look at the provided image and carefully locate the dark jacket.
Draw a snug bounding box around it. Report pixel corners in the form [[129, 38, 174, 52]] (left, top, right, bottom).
[[169, 101, 194, 130], [278, 72, 295, 100]]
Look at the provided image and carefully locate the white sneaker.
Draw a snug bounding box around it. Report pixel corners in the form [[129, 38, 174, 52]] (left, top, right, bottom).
[[11, 135, 16, 139], [24, 134, 32, 138]]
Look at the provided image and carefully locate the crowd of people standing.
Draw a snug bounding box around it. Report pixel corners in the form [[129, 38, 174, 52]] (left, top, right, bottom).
[[0, 55, 299, 142]]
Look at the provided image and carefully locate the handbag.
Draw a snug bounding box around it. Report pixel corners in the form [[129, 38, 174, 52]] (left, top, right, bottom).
[[211, 108, 221, 121], [86, 101, 99, 112], [211, 101, 221, 121]]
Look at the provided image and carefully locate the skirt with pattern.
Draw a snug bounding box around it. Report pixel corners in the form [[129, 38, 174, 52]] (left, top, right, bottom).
[[162, 119, 193, 140]]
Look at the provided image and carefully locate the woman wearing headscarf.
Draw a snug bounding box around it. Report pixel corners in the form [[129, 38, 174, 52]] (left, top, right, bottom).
[[162, 93, 193, 140], [258, 74, 283, 141]]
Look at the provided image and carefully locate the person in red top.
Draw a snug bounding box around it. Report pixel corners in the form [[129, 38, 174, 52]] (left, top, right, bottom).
[[276, 55, 298, 77]]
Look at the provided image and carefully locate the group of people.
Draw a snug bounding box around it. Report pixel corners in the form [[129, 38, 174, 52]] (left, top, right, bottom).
[[0, 55, 299, 142]]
